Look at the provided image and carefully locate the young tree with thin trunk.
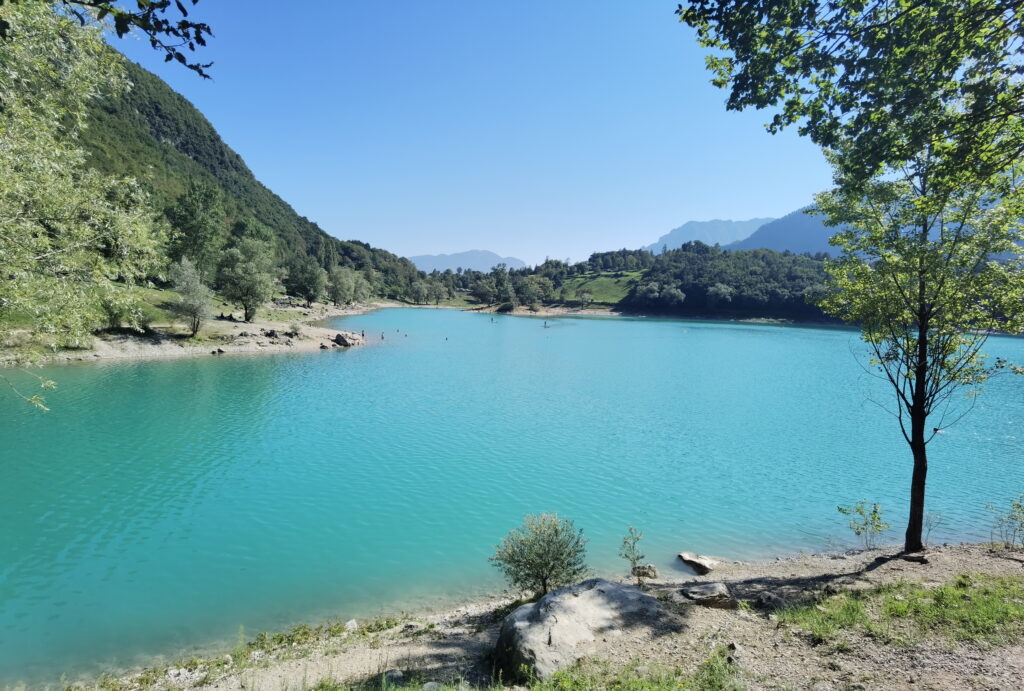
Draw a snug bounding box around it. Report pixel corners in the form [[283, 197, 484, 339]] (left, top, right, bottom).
[[680, 0, 1024, 553], [816, 155, 1024, 552], [169, 258, 211, 337]]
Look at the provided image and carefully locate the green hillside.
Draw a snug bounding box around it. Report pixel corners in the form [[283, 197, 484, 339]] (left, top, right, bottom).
[[560, 272, 641, 307], [80, 59, 420, 298]]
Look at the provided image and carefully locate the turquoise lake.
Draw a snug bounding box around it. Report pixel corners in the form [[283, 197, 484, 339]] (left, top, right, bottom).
[[2, 308, 1023, 683]]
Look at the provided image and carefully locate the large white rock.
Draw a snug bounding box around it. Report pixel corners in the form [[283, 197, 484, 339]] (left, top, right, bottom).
[[493, 578, 666, 681], [677, 551, 718, 575]]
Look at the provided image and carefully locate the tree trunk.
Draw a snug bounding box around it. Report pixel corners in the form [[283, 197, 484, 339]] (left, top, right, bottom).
[[906, 254, 929, 553], [905, 429, 928, 552], [244, 304, 256, 322]]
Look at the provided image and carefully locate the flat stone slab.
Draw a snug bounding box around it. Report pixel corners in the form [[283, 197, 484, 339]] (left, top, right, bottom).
[[680, 582, 737, 609]]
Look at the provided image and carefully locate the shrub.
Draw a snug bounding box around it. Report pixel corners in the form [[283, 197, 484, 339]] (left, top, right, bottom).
[[490, 513, 588, 597], [496, 302, 515, 313], [619, 525, 646, 587], [837, 501, 889, 549], [988, 494, 1024, 550]]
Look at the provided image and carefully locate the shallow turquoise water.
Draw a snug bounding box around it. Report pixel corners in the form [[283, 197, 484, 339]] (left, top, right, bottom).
[[1, 309, 1022, 683]]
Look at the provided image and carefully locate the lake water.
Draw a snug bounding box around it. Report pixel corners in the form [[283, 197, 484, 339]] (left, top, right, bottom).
[[2, 308, 1023, 683]]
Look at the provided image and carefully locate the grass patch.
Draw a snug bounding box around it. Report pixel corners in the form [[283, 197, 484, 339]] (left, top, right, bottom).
[[533, 646, 742, 690], [559, 271, 641, 307], [778, 573, 1024, 646]]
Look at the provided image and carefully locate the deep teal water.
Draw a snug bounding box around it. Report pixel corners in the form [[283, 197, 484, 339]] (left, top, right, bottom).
[[1, 308, 1022, 683]]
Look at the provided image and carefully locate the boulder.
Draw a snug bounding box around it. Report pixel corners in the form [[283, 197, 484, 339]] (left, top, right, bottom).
[[493, 578, 666, 681], [343, 618, 359, 632], [677, 551, 717, 575], [680, 582, 737, 609], [320, 343, 329, 350], [333, 332, 353, 347], [383, 669, 404, 686], [631, 564, 658, 579], [754, 591, 786, 611]]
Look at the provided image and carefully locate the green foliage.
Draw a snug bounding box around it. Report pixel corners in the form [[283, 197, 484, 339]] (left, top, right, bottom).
[[8, 0, 217, 77], [777, 592, 870, 644], [166, 178, 225, 280], [619, 525, 645, 587], [780, 574, 1024, 646], [168, 258, 211, 337], [621, 243, 828, 319], [490, 513, 589, 597], [217, 237, 277, 322], [837, 501, 890, 549], [284, 255, 328, 307], [327, 266, 372, 306], [987, 494, 1024, 551], [77, 59, 423, 300], [677, 1, 1024, 185], [0, 2, 165, 363]]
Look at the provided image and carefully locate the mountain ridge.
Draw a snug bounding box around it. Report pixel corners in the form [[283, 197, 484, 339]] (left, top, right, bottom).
[[644, 217, 774, 253], [409, 250, 527, 273]]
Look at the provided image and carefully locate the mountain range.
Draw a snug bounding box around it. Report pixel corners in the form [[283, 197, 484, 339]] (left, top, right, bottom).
[[645, 209, 836, 257], [643, 218, 775, 253], [725, 208, 835, 255], [408, 250, 527, 273]]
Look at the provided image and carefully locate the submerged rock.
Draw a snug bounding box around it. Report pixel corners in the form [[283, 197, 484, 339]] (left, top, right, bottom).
[[493, 578, 666, 681]]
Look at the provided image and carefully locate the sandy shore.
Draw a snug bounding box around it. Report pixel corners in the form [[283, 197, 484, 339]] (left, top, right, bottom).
[[54, 542, 1024, 690], [16, 301, 394, 366]]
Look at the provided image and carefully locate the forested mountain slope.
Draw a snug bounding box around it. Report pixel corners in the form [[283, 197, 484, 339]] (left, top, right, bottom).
[[80, 59, 420, 297], [726, 207, 836, 256]]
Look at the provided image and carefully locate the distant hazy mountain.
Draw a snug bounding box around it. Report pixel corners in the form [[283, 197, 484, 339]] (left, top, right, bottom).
[[644, 218, 774, 253], [725, 207, 837, 255], [408, 250, 527, 273]]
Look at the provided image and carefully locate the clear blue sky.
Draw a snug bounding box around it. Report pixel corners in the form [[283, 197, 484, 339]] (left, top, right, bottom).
[[114, 1, 832, 265]]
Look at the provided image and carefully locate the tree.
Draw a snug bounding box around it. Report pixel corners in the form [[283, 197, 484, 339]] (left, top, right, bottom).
[[678, 1, 1024, 184], [816, 158, 1024, 552], [284, 256, 327, 307], [168, 257, 211, 337], [217, 237, 277, 322], [409, 280, 430, 305], [490, 513, 588, 597], [680, 0, 1024, 554], [0, 2, 164, 364], [0, 0, 214, 77], [471, 277, 497, 305], [166, 178, 225, 280], [327, 266, 370, 306], [327, 266, 352, 306]]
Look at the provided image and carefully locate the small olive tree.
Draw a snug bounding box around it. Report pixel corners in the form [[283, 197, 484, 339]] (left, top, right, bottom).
[[169, 258, 211, 337], [490, 513, 588, 597]]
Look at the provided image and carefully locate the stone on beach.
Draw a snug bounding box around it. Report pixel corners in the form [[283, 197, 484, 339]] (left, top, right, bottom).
[[679, 582, 737, 609], [493, 578, 667, 681], [678, 551, 717, 574]]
